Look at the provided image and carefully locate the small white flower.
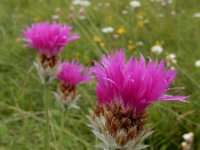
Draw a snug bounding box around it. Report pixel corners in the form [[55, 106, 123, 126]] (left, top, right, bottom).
[[101, 27, 114, 33], [166, 53, 176, 65], [79, 15, 86, 20], [113, 34, 119, 39], [144, 19, 149, 24], [171, 10, 176, 16], [72, 0, 91, 7], [105, 2, 110, 7], [193, 13, 200, 18], [181, 142, 190, 150], [183, 132, 194, 143], [166, 0, 173, 4], [52, 15, 59, 20], [195, 60, 200, 67], [122, 10, 128, 15], [81, 1, 91, 7], [69, 6, 75, 11], [136, 41, 144, 46], [97, 3, 102, 7], [169, 53, 176, 59], [130, 1, 141, 8], [151, 45, 163, 54], [158, 13, 164, 18]]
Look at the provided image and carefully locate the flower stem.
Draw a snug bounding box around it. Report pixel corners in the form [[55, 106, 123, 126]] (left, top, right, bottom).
[[60, 108, 66, 150], [44, 82, 50, 150]]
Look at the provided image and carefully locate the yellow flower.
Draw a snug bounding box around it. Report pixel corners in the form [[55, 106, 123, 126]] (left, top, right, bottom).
[[93, 36, 102, 43], [93, 36, 105, 48], [99, 42, 105, 48], [155, 40, 164, 46], [137, 20, 144, 28], [75, 52, 81, 57], [136, 11, 146, 28], [128, 41, 136, 51], [15, 38, 20, 43], [107, 15, 113, 23], [136, 11, 145, 19], [117, 27, 126, 34], [34, 16, 41, 21]]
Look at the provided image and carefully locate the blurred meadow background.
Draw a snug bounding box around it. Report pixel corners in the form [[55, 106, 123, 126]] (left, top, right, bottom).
[[0, 0, 200, 149]]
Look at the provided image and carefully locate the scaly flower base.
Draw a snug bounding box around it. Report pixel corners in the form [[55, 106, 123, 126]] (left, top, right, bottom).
[[89, 114, 153, 150], [54, 84, 81, 110], [34, 56, 59, 84], [88, 101, 154, 150]]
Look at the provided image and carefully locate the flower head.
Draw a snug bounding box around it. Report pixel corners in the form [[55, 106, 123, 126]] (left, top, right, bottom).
[[165, 53, 177, 69], [92, 49, 187, 114], [55, 60, 90, 109], [193, 12, 200, 18], [183, 132, 194, 143], [57, 60, 90, 86], [101, 27, 114, 33], [117, 27, 126, 34], [89, 50, 188, 149], [151, 45, 163, 54], [72, 0, 91, 7], [130, 0, 141, 8], [22, 21, 79, 58], [195, 60, 200, 67]]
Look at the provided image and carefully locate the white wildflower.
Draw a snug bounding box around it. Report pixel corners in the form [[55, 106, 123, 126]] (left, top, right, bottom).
[[136, 41, 144, 46], [193, 13, 200, 18], [168, 53, 176, 63], [151, 45, 163, 54], [52, 15, 59, 20], [130, 0, 141, 8], [105, 2, 110, 7], [195, 60, 200, 67], [113, 34, 119, 39], [166, 53, 177, 68], [72, 0, 91, 7], [79, 15, 86, 20], [166, 0, 173, 4], [183, 132, 194, 143], [101, 27, 114, 33], [122, 10, 128, 15]]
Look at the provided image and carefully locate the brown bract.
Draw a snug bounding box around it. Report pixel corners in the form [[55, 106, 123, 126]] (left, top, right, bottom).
[[59, 83, 76, 100], [40, 54, 59, 69], [94, 101, 147, 146]]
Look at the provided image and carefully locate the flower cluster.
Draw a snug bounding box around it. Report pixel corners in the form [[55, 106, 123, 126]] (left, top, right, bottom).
[[22, 20, 189, 150], [181, 132, 194, 150], [22, 21, 89, 109]]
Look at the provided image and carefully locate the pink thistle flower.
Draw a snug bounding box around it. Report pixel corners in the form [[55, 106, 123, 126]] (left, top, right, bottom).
[[55, 60, 90, 109], [92, 49, 188, 114], [57, 60, 90, 86], [22, 21, 79, 58], [89, 49, 188, 149]]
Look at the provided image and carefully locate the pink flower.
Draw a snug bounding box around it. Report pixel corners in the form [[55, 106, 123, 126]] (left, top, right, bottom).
[[91, 49, 188, 114], [22, 21, 79, 57], [57, 60, 90, 86]]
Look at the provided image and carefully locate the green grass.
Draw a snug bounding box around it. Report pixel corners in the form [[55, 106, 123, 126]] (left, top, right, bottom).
[[0, 0, 200, 149]]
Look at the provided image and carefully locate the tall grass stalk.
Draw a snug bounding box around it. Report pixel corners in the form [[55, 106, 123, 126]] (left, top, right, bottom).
[[43, 82, 50, 150], [60, 109, 66, 150]]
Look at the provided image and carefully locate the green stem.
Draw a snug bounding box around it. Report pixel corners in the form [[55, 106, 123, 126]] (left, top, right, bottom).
[[60, 109, 66, 150], [44, 83, 50, 150]]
